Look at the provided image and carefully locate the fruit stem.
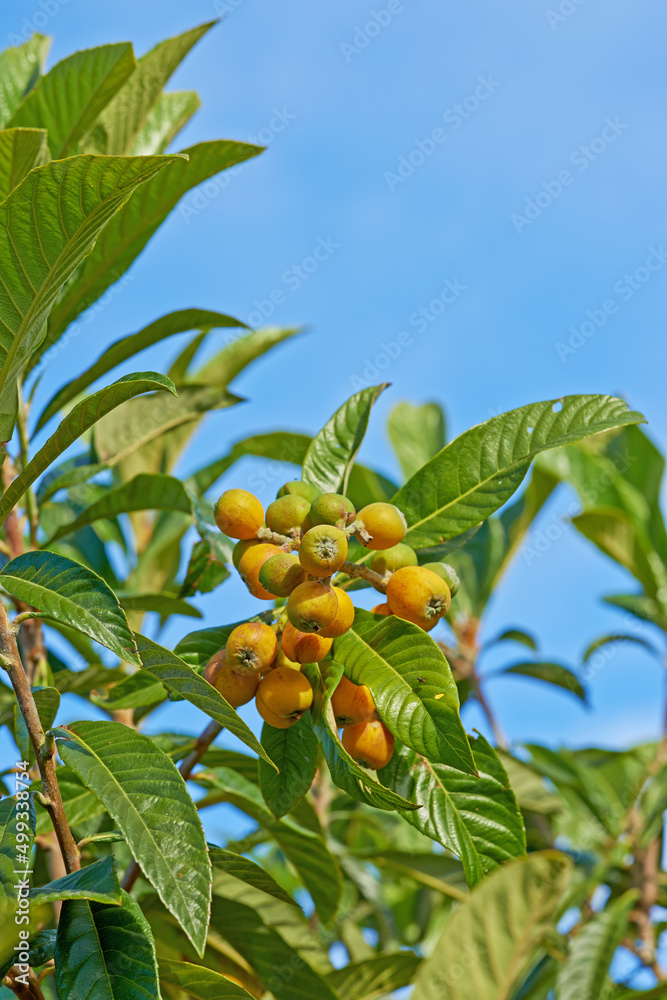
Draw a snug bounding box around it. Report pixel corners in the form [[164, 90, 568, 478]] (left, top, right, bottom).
[[256, 526, 300, 550], [339, 560, 387, 593]]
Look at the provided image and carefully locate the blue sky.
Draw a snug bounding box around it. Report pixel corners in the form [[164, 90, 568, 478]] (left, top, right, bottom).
[[2, 0, 666, 791]]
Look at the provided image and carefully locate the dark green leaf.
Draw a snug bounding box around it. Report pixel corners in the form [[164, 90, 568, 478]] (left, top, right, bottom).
[[134, 633, 277, 768], [90, 671, 167, 711], [583, 632, 658, 662], [55, 890, 161, 999], [36, 309, 245, 430], [0, 153, 178, 439], [29, 854, 121, 905], [208, 846, 299, 908], [0, 552, 140, 665], [54, 720, 212, 955], [387, 400, 446, 480], [159, 958, 255, 999], [334, 609, 476, 774], [302, 384, 389, 493], [488, 629, 538, 651], [328, 953, 421, 1000], [499, 661, 587, 702], [379, 733, 526, 888], [0, 373, 176, 521], [259, 715, 318, 818], [8, 43, 136, 157], [393, 395, 645, 548], [0, 127, 48, 200], [14, 685, 60, 763], [179, 537, 230, 597], [118, 592, 201, 620]]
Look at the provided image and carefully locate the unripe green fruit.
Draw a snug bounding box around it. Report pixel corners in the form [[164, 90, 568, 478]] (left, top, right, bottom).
[[277, 481, 321, 503], [370, 542, 417, 576], [299, 525, 348, 576], [287, 580, 338, 633], [259, 551, 307, 597], [422, 561, 460, 597], [308, 492, 356, 529], [265, 495, 311, 536]]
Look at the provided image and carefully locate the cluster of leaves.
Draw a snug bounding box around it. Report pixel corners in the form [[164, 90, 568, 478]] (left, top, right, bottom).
[[0, 21, 664, 1000]]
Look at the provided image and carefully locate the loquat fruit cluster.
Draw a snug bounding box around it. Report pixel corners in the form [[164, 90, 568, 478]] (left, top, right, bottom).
[[202, 481, 461, 767]]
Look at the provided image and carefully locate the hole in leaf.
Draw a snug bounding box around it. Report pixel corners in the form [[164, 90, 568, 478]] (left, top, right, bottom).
[[527, 427, 533, 433], [552, 400, 563, 412]]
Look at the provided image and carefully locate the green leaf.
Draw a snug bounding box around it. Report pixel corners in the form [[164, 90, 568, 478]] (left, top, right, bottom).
[[334, 609, 476, 774], [258, 715, 318, 818], [0, 794, 36, 905], [43, 141, 263, 357], [488, 629, 538, 652], [93, 384, 240, 467], [0, 552, 140, 665], [190, 324, 302, 386], [46, 472, 192, 544], [34, 772, 106, 835], [55, 889, 161, 999], [89, 671, 167, 712], [8, 43, 136, 158], [133, 633, 277, 768], [14, 685, 60, 762], [36, 310, 245, 431], [158, 959, 255, 999], [208, 846, 299, 908], [118, 592, 201, 620], [604, 592, 667, 630], [302, 384, 389, 493], [29, 854, 121, 905], [573, 506, 666, 599], [393, 395, 646, 548], [129, 90, 200, 155], [36, 458, 108, 503], [0, 373, 175, 521], [0, 127, 48, 200], [328, 953, 421, 1000], [379, 733, 526, 888], [410, 852, 572, 1000], [583, 632, 658, 662], [174, 618, 271, 670], [525, 745, 623, 838], [179, 537, 230, 597], [305, 659, 419, 812], [0, 154, 178, 441], [54, 720, 212, 955], [555, 890, 638, 1000], [499, 661, 587, 702], [387, 400, 446, 480], [187, 430, 311, 495], [90, 22, 215, 155], [0, 35, 50, 127]]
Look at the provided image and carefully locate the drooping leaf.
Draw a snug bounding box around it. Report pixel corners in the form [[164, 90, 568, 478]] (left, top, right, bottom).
[[43, 141, 263, 355], [55, 889, 161, 1000], [36, 310, 245, 430], [158, 958, 255, 999], [488, 629, 538, 652], [302, 384, 389, 493], [583, 632, 657, 662], [8, 43, 136, 157], [29, 854, 121, 905], [129, 90, 200, 155], [305, 659, 419, 812], [328, 953, 421, 1000], [54, 720, 212, 955], [0, 153, 178, 439], [379, 733, 526, 888], [89, 22, 215, 155], [258, 715, 318, 818], [393, 396, 645, 549], [334, 609, 476, 774], [208, 846, 299, 908], [0, 552, 140, 665], [499, 661, 587, 702], [133, 633, 277, 767], [604, 592, 667, 631], [0, 373, 175, 521], [555, 890, 638, 1000], [46, 473, 192, 544], [410, 852, 571, 1000], [0, 127, 48, 200], [0, 794, 36, 904], [387, 400, 446, 480], [0, 35, 50, 127]]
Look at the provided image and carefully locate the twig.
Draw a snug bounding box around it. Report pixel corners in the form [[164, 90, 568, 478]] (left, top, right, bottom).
[[339, 560, 386, 592], [0, 603, 79, 874], [122, 721, 223, 892]]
